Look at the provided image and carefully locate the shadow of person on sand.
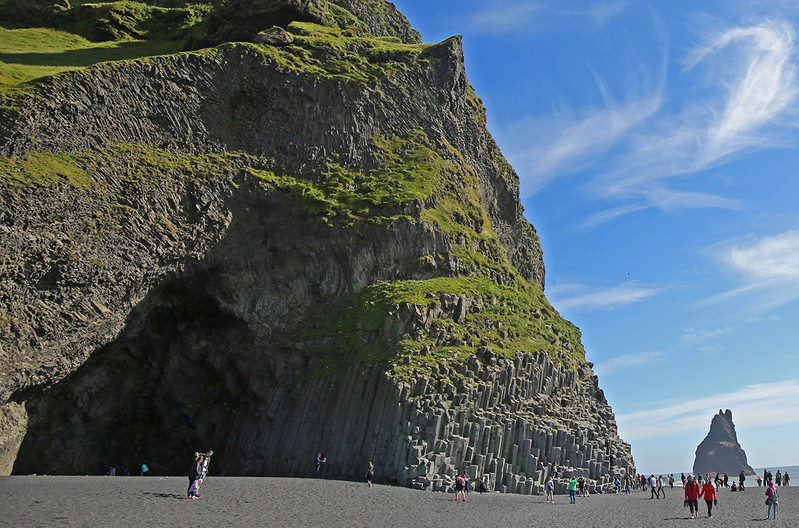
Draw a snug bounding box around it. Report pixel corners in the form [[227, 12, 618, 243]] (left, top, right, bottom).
[[143, 492, 185, 500]]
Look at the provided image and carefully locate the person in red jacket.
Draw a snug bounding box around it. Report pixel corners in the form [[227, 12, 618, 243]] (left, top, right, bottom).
[[700, 478, 717, 517], [684, 474, 701, 518]]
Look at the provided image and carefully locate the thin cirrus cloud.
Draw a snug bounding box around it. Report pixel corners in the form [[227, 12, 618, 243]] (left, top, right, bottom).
[[510, 95, 662, 194], [547, 281, 659, 312], [513, 17, 799, 223], [617, 378, 799, 441], [593, 18, 799, 210], [701, 230, 799, 312], [592, 351, 664, 376], [462, 1, 631, 35]]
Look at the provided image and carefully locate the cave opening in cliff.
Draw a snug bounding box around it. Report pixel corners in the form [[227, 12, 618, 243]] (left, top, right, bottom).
[[13, 273, 256, 476]]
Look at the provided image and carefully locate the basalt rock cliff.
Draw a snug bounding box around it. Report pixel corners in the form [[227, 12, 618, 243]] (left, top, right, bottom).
[[0, 0, 634, 493], [693, 409, 754, 477]]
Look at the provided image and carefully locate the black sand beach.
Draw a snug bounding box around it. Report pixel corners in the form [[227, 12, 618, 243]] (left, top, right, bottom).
[[0, 476, 794, 527]]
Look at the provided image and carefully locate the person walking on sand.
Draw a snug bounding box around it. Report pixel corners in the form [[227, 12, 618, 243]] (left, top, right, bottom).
[[545, 476, 555, 503], [700, 477, 717, 517], [140, 463, 149, 476], [194, 450, 213, 497], [766, 480, 779, 519], [453, 473, 467, 502], [187, 453, 203, 499], [649, 475, 657, 498], [568, 476, 578, 504], [365, 461, 374, 487], [656, 475, 665, 498], [684, 474, 700, 519]]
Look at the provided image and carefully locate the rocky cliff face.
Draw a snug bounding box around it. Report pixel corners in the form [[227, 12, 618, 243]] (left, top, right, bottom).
[[693, 409, 754, 477], [0, 0, 633, 492]]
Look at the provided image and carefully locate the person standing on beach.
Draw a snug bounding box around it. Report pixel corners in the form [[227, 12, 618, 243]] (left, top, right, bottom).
[[545, 477, 555, 503], [656, 475, 665, 498], [766, 480, 779, 519], [649, 475, 657, 498], [684, 474, 700, 519], [453, 473, 466, 502], [669, 474, 674, 489], [315, 453, 326, 477], [365, 461, 374, 487], [477, 473, 490, 493], [739, 470, 746, 490], [699, 478, 717, 517], [568, 476, 578, 504], [784, 472, 790, 486], [187, 453, 203, 499], [775, 470, 782, 486], [194, 450, 213, 497]]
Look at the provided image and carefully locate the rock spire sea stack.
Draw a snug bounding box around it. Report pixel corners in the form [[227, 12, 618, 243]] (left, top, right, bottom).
[[0, 0, 634, 493], [693, 409, 755, 476]]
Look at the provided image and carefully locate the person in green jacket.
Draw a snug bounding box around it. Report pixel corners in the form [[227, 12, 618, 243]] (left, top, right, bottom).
[[568, 477, 578, 504]]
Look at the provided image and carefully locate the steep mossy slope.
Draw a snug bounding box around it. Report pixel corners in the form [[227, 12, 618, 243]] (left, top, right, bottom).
[[0, 0, 631, 491]]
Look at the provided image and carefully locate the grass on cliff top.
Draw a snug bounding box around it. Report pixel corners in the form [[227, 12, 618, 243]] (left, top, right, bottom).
[[247, 21, 432, 85], [0, 26, 183, 96]]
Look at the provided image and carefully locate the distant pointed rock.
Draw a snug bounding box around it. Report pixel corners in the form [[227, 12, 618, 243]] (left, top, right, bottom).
[[693, 409, 755, 476]]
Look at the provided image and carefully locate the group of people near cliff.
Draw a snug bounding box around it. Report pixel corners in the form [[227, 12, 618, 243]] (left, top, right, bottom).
[[683, 472, 781, 519]]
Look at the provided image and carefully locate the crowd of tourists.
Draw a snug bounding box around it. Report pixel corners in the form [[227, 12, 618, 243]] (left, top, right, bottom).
[[175, 448, 788, 521]]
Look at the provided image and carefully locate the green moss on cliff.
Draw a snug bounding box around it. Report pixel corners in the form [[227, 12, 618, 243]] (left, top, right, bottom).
[[309, 276, 586, 384], [246, 21, 429, 84], [0, 152, 93, 189], [249, 130, 456, 227]]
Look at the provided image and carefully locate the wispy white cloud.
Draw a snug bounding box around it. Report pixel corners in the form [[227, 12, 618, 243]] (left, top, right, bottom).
[[551, 1, 633, 28], [512, 95, 662, 193], [548, 281, 659, 311], [702, 230, 799, 312], [682, 327, 726, 343], [593, 351, 664, 375], [617, 379, 799, 440], [510, 16, 798, 224], [464, 3, 542, 34], [464, 1, 631, 35], [590, 18, 799, 218]]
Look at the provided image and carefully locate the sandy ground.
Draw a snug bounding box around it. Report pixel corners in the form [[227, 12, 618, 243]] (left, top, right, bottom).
[[0, 476, 794, 527]]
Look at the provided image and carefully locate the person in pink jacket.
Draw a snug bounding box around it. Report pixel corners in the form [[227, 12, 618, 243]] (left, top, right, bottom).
[[766, 480, 779, 519], [700, 478, 717, 517]]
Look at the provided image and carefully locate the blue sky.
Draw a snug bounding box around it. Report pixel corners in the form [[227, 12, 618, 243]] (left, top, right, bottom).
[[392, 0, 799, 473]]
